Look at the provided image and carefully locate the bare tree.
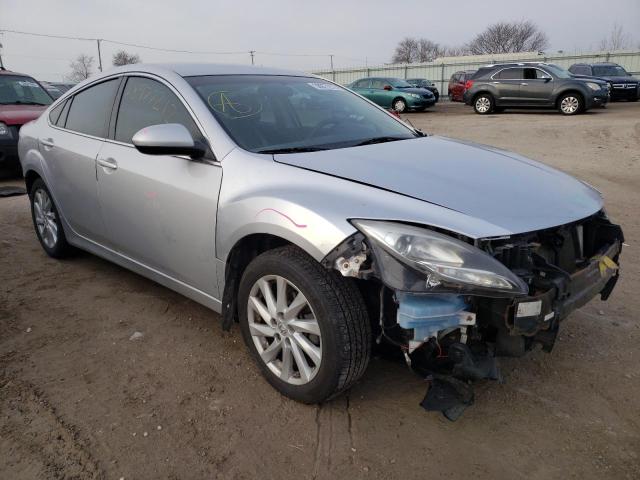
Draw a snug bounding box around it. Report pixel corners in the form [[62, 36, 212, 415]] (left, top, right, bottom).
[[112, 50, 141, 66], [443, 45, 472, 57], [599, 23, 632, 51], [392, 37, 419, 63], [66, 54, 94, 82], [392, 37, 446, 63], [466, 20, 549, 55], [416, 39, 444, 62]]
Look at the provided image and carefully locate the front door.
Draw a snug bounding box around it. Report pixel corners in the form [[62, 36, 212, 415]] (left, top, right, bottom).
[[96, 75, 222, 298], [519, 68, 555, 105]]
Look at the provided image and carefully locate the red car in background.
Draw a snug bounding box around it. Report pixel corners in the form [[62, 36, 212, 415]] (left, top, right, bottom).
[[448, 70, 476, 102], [0, 69, 53, 176]]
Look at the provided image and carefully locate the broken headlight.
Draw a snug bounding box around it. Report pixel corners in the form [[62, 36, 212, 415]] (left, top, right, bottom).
[[352, 220, 528, 294]]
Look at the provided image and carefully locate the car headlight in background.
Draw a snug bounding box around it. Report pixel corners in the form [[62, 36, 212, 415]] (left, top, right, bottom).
[[352, 220, 528, 293], [0, 122, 11, 138], [586, 82, 603, 91]]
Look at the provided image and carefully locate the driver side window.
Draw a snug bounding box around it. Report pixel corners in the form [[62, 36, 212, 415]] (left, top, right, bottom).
[[115, 76, 202, 144]]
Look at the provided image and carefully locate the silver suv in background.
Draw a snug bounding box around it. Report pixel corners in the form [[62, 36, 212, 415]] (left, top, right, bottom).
[[19, 64, 623, 419]]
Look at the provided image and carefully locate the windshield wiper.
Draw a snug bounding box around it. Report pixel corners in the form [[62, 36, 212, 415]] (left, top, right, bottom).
[[354, 136, 412, 147], [256, 146, 328, 154]]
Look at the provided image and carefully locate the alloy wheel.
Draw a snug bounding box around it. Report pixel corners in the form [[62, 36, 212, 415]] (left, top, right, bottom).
[[560, 96, 579, 114], [33, 188, 58, 249], [475, 96, 491, 113], [393, 100, 406, 113], [247, 275, 322, 385]]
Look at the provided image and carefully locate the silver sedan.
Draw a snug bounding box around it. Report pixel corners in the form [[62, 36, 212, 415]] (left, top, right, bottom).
[[19, 64, 623, 418]]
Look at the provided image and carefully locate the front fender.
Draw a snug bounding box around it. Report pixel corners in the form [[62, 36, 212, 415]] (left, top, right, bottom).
[[215, 149, 513, 266]]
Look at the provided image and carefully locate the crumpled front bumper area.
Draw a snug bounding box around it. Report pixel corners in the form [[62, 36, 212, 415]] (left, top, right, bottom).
[[397, 222, 623, 420]]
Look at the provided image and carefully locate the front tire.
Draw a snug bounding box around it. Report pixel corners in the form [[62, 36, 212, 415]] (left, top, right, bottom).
[[392, 98, 407, 113], [558, 93, 583, 115], [238, 246, 371, 403], [473, 94, 494, 114], [29, 178, 73, 258]]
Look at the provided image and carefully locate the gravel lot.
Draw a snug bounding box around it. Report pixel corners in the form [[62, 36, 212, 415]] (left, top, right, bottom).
[[1, 102, 639, 479]]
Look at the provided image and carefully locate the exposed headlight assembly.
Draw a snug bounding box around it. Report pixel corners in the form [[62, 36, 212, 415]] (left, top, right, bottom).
[[352, 220, 528, 295], [0, 122, 11, 138]]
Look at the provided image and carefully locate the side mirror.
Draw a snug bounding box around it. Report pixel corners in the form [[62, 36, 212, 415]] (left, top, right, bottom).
[[132, 123, 206, 159], [383, 85, 393, 91], [542, 76, 552, 83]]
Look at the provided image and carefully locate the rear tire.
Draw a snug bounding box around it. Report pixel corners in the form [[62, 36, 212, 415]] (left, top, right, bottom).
[[238, 246, 371, 403], [473, 94, 494, 114], [29, 178, 73, 258], [558, 93, 583, 115]]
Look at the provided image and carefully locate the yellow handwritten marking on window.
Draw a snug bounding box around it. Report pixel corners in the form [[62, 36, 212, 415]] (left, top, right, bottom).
[[207, 91, 262, 119]]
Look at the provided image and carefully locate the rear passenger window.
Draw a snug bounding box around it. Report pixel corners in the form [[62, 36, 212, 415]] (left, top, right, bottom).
[[495, 68, 524, 80], [572, 65, 591, 75], [115, 77, 201, 144], [48, 101, 65, 124], [65, 79, 120, 137]]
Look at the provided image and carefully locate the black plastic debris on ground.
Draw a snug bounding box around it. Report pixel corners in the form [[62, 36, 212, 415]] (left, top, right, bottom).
[[0, 186, 27, 197], [419, 342, 502, 421]]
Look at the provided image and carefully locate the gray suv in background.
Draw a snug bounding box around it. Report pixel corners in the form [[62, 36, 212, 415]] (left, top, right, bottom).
[[463, 62, 610, 115]]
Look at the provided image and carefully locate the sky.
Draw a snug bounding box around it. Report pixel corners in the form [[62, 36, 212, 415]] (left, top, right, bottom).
[[1, 0, 639, 81]]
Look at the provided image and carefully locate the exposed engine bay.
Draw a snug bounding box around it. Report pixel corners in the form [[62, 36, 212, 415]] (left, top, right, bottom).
[[325, 211, 623, 420]]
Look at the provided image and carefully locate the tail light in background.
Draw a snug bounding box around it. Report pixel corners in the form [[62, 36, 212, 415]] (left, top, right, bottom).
[[465, 80, 474, 90]]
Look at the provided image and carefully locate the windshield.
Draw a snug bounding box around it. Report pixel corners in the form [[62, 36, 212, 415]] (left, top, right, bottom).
[[593, 65, 628, 77], [389, 78, 414, 88], [0, 75, 53, 106], [186, 75, 417, 153], [544, 64, 571, 79]]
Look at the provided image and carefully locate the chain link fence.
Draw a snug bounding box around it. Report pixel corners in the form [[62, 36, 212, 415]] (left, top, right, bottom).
[[312, 50, 640, 99]]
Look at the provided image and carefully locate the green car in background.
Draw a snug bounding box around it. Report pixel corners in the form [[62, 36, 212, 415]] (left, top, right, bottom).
[[348, 77, 436, 112]]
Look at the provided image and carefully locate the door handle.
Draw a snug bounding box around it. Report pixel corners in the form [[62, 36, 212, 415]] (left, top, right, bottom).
[[97, 157, 118, 171], [40, 138, 55, 149]]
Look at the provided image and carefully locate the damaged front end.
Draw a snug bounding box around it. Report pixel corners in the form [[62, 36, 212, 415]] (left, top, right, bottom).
[[324, 212, 623, 420]]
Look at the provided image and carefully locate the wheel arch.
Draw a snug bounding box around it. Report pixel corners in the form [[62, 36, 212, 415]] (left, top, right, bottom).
[[24, 169, 42, 194], [220, 232, 305, 331], [555, 89, 585, 108]]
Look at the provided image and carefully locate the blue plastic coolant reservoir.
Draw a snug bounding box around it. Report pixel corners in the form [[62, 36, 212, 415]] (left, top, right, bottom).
[[396, 293, 469, 342]]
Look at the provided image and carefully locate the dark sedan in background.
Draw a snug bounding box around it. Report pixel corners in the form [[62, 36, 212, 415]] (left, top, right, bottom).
[[348, 77, 436, 112], [568, 62, 639, 102], [406, 78, 439, 102]]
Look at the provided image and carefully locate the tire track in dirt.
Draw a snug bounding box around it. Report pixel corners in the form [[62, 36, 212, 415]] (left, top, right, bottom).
[[0, 372, 104, 479]]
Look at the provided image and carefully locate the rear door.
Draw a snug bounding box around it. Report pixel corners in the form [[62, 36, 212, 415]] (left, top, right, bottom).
[[96, 75, 223, 298], [491, 68, 524, 104], [41, 77, 121, 243], [369, 78, 392, 107], [519, 67, 554, 105]]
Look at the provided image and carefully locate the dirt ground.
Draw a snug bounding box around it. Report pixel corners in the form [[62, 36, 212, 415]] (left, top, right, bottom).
[[1, 101, 639, 480]]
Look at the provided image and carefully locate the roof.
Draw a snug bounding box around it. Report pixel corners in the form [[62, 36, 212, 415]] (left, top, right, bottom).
[[0, 69, 34, 77], [572, 62, 620, 66], [107, 63, 312, 78]]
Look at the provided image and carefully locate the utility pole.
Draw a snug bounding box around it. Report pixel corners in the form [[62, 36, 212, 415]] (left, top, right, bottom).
[[96, 39, 103, 72], [329, 54, 334, 81], [249, 50, 255, 65]]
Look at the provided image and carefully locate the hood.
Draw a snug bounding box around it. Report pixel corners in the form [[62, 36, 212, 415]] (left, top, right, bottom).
[[401, 87, 433, 97], [0, 104, 47, 126], [275, 136, 603, 235], [573, 74, 637, 84]]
